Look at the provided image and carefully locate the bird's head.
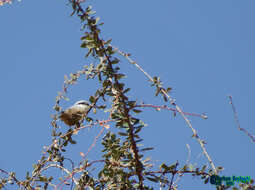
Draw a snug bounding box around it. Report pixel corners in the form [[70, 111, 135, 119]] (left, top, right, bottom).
[[74, 100, 90, 106]]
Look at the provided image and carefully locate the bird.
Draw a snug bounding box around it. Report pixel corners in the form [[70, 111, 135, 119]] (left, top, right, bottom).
[[59, 100, 90, 127]]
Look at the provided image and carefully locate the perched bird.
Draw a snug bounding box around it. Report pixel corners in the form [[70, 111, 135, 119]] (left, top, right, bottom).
[[59, 100, 90, 127]]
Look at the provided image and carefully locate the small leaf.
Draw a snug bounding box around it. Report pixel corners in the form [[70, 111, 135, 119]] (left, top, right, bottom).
[[201, 165, 207, 172], [118, 132, 128, 136], [146, 176, 159, 183], [140, 147, 154, 152], [166, 87, 172, 93], [204, 177, 209, 184], [133, 109, 142, 113], [81, 42, 87, 48], [80, 152, 85, 158], [160, 163, 168, 170], [69, 139, 77, 144], [123, 88, 131, 94], [135, 127, 142, 134]]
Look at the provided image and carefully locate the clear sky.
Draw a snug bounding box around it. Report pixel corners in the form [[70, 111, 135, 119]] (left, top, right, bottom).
[[1, 0, 255, 189]]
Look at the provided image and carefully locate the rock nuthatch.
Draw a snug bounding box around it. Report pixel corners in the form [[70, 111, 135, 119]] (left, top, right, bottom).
[[59, 100, 90, 126]]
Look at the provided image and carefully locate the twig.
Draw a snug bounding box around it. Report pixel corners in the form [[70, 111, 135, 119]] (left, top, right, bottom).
[[56, 160, 106, 190], [146, 170, 209, 176], [0, 168, 22, 188], [136, 104, 207, 119], [173, 144, 191, 187], [169, 162, 178, 190], [42, 120, 112, 158], [81, 126, 105, 159], [228, 95, 255, 143], [39, 163, 78, 189], [59, 119, 112, 139]]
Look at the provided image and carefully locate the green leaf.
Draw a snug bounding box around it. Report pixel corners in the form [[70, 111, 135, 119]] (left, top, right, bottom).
[[111, 58, 119, 64], [133, 109, 142, 113], [201, 165, 207, 172], [135, 126, 142, 134], [95, 17, 100, 24], [70, 139, 77, 144], [140, 147, 154, 152], [86, 117, 93, 122], [122, 122, 129, 128], [216, 166, 224, 172], [39, 176, 48, 182], [166, 87, 172, 92], [155, 87, 160, 96], [123, 88, 131, 94], [104, 39, 112, 44], [81, 42, 87, 48], [146, 176, 159, 183], [204, 177, 209, 184], [118, 132, 128, 136], [160, 163, 168, 170]]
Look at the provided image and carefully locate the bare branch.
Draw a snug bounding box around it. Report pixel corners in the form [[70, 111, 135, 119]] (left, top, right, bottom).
[[228, 95, 255, 143], [41, 164, 78, 186], [136, 104, 208, 119], [81, 126, 105, 159]]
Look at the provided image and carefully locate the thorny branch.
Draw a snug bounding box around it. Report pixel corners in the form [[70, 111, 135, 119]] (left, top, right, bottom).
[[0, 169, 21, 188], [102, 49, 145, 189], [69, 1, 146, 188], [116, 47, 218, 174]]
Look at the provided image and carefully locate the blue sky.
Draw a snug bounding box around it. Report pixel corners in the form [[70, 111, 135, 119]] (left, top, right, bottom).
[[1, 0, 255, 189]]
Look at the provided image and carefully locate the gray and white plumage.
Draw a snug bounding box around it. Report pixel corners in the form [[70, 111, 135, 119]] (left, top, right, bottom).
[[59, 100, 90, 126]]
